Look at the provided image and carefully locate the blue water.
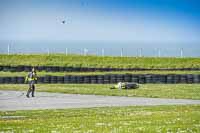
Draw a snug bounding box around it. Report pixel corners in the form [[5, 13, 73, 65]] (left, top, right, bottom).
[[0, 40, 199, 57]]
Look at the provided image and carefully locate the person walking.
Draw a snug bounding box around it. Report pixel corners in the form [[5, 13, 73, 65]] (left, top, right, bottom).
[[25, 67, 37, 98]]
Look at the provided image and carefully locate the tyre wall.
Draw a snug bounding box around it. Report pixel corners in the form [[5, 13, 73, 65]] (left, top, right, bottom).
[[0, 65, 199, 72], [0, 74, 199, 84]]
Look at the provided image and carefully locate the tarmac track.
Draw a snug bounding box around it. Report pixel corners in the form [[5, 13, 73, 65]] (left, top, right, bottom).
[[0, 90, 200, 111]]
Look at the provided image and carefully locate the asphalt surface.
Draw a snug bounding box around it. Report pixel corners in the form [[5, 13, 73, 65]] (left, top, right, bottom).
[[0, 90, 200, 111]]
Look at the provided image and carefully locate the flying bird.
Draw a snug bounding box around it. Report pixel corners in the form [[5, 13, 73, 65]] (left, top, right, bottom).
[[62, 20, 66, 24]]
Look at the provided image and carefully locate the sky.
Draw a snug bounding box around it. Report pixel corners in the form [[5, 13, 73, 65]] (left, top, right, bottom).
[[0, 0, 200, 43]]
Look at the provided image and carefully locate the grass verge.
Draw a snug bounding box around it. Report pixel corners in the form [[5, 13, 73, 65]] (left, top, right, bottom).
[[0, 84, 200, 99], [1, 54, 200, 68], [0, 105, 200, 132]]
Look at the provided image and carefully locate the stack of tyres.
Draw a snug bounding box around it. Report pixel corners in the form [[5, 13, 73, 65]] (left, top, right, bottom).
[[116, 74, 124, 82], [97, 75, 104, 84], [193, 75, 200, 83], [0, 66, 3, 71], [77, 76, 84, 84], [90, 68, 96, 72], [138, 75, 146, 84], [37, 77, 44, 83], [59, 67, 65, 72], [110, 74, 117, 83], [80, 67, 86, 72], [10, 66, 17, 72], [66, 67, 73, 72], [131, 75, 139, 83], [0, 77, 5, 83], [24, 66, 31, 72], [64, 67, 69, 72], [166, 75, 175, 84], [51, 66, 58, 72], [180, 75, 187, 83], [145, 75, 152, 83], [11, 77, 17, 84], [37, 66, 44, 71], [84, 76, 91, 84], [57, 76, 64, 83], [17, 66, 24, 72], [187, 74, 193, 83], [64, 75, 71, 83], [4, 77, 11, 84], [3, 66, 10, 71], [91, 75, 97, 84], [44, 75, 51, 83], [73, 67, 80, 72], [17, 77, 25, 84], [70, 76, 77, 83], [46, 66, 52, 72], [174, 75, 181, 83], [153, 75, 166, 84], [103, 68, 110, 72], [152, 75, 158, 83], [51, 76, 57, 83], [104, 75, 110, 84], [124, 74, 132, 82]]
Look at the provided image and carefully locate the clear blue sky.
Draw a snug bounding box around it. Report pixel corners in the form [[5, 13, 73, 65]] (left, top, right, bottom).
[[0, 0, 200, 43]]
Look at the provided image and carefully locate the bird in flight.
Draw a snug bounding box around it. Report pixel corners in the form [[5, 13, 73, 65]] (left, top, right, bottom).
[[62, 20, 66, 24]]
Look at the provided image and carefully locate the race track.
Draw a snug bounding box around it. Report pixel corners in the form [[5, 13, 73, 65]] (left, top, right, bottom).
[[0, 90, 200, 111]]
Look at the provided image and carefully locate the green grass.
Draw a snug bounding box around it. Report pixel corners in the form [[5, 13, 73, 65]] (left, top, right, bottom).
[[0, 84, 200, 99], [0, 105, 199, 132], [0, 70, 200, 77], [1, 54, 200, 68]]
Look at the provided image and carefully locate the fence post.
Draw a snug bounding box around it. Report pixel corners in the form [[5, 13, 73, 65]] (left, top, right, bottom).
[[121, 48, 123, 57], [7, 44, 10, 55], [47, 48, 50, 55], [65, 48, 68, 55], [180, 48, 183, 58], [102, 48, 104, 57], [139, 48, 142, 57]]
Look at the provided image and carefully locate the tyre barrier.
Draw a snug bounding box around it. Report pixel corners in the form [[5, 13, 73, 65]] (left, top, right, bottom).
[[104, 75, 110, 84], [91, 76, 97, 84], [43, 75, 51, 83], [97, 75, 104, 84], [0, 65, 200, 72], [193, 75, 200, 83], [37, 77, 44, 83], [110, 74, 117, 83], [82, 76, 89, 84], [57, 76, 64, 83], [64, 75, 71, 83], [139, 75, 146, 84], [145, 75, 152, 83], [0, 74, 200, 84], [124, 74, 132, 82], [51, 76, 57, 83]]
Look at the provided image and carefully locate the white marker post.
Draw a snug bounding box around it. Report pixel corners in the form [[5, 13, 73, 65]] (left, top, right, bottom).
[[7, 44, 10, 55], [121, 48, 123, 57], [102, 48, 104, 57], [139, 48, 142, 57], [47, 48, 50, 55], [158, 48, 161, 57], [180, 48, 183, 58], [65, 48, 68, 56], [84, 48, 88, 56]]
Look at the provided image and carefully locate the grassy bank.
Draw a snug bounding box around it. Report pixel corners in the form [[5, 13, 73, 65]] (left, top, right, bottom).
[[0, 105, 199, 132], [0, 54, 200, 68], [0, 84, 200, 99]]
